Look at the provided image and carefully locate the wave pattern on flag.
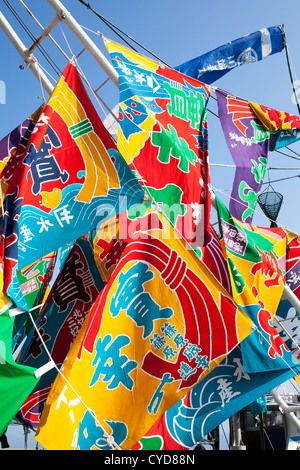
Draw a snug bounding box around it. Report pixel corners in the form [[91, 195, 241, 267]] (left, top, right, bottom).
[[104, 37, 211, 247], [0, 63, 145, 275], [35, 208, 252, 450], [132, 343, 299, 450]]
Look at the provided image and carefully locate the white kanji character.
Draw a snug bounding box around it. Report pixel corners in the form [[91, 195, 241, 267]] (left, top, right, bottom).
[[20, 224, 34, 242], [37, 216, 54, 233], [54, 205, 74, 227]]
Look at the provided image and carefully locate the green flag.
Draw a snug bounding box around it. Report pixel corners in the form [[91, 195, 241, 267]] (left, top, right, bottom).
[[0, 305, 40, 436]]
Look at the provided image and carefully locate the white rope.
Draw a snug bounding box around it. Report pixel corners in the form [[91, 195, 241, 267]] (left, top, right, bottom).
[[12, 21, 300, 447], [26, 307, 121, 450], [14, 26, 121, 449], [37, 62, 59, 85], [35, 58, 47, 105], [58, 23, 119, 134]]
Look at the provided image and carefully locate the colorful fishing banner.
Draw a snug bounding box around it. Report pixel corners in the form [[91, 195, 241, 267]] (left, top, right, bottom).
[[93, 210, 230, 292], [0, 62, 145, 279], [92, 215, 127, 284], [174, 26, 284, 84], [285, 231, 300, 300], [132, 343, 299, 450], [0, 303, 40, 436], [273, 231, 300, 354], [0, 107, 44, 310], [193, 223, 232, 293], [249, 101, 300, 133], [249, 101, 300, 150], [104, 37, 211, 247], [35, 208, 252, 450], [15, 252, 56, 310], [216, 197, 292, 373], [16, 235, 104, 430], [0, 106, 42, 178], [215, 89, 270, 223]]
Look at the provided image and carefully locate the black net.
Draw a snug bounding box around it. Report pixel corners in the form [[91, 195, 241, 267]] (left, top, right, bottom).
[[257, 186, 283, 227]]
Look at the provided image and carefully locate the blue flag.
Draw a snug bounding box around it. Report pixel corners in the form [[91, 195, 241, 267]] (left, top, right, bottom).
[[175, 26, 284, 84], [139, 343, 299, 450]]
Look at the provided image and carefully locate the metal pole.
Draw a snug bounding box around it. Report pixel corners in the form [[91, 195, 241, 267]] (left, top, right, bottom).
[[230, 413, 246, 450], [46, 0, 119, 87], [18, 0, 71, 62], [25, 13, 61, 55], [0, 11, 54, 95], [282, 24, 300, 115], [269, 389, 300, 434]]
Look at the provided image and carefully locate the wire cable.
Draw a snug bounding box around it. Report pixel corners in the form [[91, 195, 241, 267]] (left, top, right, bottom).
[[2, 0, 62, 76], [77, 0, 172, 67]]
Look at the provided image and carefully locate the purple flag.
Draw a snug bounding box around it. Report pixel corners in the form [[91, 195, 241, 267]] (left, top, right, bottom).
[[216, 89, 270, 223], [0, 107, 42, 176]]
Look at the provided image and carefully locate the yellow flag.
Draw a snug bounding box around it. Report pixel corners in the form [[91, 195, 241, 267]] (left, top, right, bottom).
[[36, 209, 252, 450]]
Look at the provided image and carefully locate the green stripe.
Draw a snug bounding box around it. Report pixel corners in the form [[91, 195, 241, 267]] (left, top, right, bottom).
[[69, 118, 93, 138]]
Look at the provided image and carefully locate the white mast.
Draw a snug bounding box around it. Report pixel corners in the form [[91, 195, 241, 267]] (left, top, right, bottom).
[[0, 11, 54, 95], [46, 0, 119, 87]]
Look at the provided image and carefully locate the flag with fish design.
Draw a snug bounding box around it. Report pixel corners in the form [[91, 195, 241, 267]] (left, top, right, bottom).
[[133, 342, 299, 450], [215, 89, 270, 223], [174, 26, 284, 84], [35, 208, 252, 450], [0, 63, 144, 278], [104, 37, 211, 247], [216, 196, 292, 373], [16, 235, 104, 430]]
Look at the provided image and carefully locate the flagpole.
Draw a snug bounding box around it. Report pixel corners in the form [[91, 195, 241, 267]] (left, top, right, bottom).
[[0, 11, 54, 95], [46, 0, 119, 87], [269, 389, 300, 434], [282, 24, 300, 115]]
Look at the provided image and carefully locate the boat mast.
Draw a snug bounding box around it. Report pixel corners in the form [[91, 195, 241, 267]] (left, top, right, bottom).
[[46, 0, 119, 87], [0, 11, 54, 94]]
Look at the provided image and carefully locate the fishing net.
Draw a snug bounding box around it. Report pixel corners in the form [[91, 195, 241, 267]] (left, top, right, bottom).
[[257, 184, 283, 227]]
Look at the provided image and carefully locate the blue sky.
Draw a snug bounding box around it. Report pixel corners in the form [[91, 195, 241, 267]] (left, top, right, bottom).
[[1, 0, 300, 449]]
